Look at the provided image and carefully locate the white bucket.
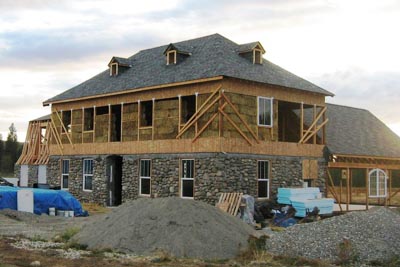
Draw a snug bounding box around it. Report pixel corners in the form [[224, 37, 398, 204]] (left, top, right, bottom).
[[68, 210, 74, 217], [57, 210, 65, 217], [49, 207, 56, 216]]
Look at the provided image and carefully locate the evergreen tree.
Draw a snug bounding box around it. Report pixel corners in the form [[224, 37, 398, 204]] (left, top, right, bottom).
[[2, 124, 19, 174], [0, 133, 3, 174]]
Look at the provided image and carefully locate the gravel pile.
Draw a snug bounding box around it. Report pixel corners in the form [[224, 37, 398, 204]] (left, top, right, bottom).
[[265, 207, 400, 264], [74, 197, 259, 259]]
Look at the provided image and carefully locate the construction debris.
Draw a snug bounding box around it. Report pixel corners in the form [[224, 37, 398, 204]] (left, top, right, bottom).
[[74, 197, 261, 259]]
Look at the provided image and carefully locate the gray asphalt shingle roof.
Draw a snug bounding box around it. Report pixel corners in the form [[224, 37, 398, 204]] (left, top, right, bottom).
[[325, 103, 400, 158], [44, 33, 333, 104]]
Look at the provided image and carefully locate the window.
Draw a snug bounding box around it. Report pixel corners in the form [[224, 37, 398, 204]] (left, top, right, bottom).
[[167, 50, 176, 65], [110, 63, 118, 76], [254, 49, 262, 64], [83, 159, 94, 191], [84, 108, 94, 131], [369, 169, 387, 198], [258, 97, 273, 127], [140, 101, 153, 127], [139, 159, 151, 196], [181, 95, 196, 123], [257, 160, 269, 198], [61, 159, 69, 189], [181, 159, 194, 198], [62, 110, 71, 133]]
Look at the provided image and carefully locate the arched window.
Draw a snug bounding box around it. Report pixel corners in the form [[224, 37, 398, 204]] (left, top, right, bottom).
[[369, 169, 387, 198]]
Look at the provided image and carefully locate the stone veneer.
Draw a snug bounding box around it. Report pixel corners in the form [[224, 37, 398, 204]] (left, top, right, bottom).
[[47, 153, 327, 206]]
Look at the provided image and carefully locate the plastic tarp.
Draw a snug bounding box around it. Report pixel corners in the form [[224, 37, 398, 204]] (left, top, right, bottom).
[[0, 186, 86, 216]]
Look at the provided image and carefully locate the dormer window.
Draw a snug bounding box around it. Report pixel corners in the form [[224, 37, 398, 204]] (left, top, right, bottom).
[[164, 43, 191, 65], [108, 56, 131, 77], [167, 50, 177, 65], [238, 41, 265, 65], [254, 49, 262, 64], [110, 63, 118, 76]]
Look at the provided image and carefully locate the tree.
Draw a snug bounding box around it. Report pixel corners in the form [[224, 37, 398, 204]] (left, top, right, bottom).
[[2, 124, 19, 174], [0, 133, 3, 174]]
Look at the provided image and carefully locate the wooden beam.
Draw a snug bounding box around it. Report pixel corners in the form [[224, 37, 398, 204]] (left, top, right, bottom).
[[177, 86, 221, 137], [300, 118, 329, 144], [221, 92, 259, 143], [192, 113, 219, 143], [300, 102, 304, 140], [313, 104, 317, 144], [298, 106, 327, 143], [44, 76, 224, 106], [54, 109, 74, 147], [219, 108, 252, 146], [346, 168, 350, 211], [326, 169, 342, 211], [366, 168, 369, 210], [328, 162, 400, 170], [177, 95, 222, 139]]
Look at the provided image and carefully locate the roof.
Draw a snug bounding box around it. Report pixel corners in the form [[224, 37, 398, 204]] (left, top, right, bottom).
[[238, 42, 265, 53], [108, 57, 131, 67], [325, 103, 400, 158], [44, 33, 333, 105], [30, 114, 51, 122]]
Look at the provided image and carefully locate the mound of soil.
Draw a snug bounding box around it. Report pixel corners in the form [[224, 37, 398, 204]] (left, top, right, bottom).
[[74, 197, 259, 259]]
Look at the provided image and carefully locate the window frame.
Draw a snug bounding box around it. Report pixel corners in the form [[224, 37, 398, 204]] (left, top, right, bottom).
[[180, 159, 194, 199], [257, 160, 270, 199], [167, 50, 177, 65], [368, 168, 387, 198], [139, 159, 151, 196], [110, 63, 118, 76], [61, 159, 70, 190], [257, 96, 273, 127], [83, 159, 94, 192], [253, 49, 262, 64]]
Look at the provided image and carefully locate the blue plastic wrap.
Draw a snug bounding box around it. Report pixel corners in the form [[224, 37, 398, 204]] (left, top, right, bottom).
[[0, 186, 86, 216]]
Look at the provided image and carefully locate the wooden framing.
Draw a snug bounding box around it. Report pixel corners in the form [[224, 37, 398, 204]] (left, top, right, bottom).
[[299, 106, 328, 144], [17, 118, 54, 165], [327, 152, 400, 210]]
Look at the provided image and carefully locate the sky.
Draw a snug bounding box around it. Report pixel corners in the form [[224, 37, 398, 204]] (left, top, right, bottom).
[[0, 0, 399, 141]]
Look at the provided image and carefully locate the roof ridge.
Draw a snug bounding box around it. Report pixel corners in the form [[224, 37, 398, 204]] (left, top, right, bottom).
[[326, 102, 369, 112]]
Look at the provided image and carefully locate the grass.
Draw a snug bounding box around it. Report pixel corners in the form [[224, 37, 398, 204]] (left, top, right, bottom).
[[82, 203, 110, 215]]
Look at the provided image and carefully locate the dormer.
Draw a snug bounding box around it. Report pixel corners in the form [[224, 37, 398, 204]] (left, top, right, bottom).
[[238, 41, 266, 64], [163, 43, 191, 65], [108, 57, 131, 76]]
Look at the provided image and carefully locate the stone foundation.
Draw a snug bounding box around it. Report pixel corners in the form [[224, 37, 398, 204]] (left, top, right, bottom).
[[47, 153, 327, 206]]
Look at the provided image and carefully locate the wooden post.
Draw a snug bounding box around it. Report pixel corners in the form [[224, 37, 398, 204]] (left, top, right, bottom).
[[108, 104, 111, 142], [81, 107, 84, 144], [349, 169, 352, 203], [346, 167, 350, 211], [195, 92, 198, 134], [218, 90, 223, 138], [152, 98, 155, 140], [366, 168, 369, 210], [93, 106, 96, 143], [313, 104, 317, 144], [178, 95, 181, 131], [300, 102, 304, 141], [389, 169, 392, 205], [137, 101, 140, 141], [339, 177, 342, 209], [121, 103, 124, 142], [322, 109, 326, 144]]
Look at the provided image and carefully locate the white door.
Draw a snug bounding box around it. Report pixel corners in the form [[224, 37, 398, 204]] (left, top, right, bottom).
[[20, 165, 28, 187], [38, 165, 47, 184]]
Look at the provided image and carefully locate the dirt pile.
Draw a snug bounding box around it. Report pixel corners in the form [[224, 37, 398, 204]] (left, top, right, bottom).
[[74, 197, 259, 259]]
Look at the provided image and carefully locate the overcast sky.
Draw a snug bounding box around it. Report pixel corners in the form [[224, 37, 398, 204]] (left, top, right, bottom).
[[0, 0, 399, 141]]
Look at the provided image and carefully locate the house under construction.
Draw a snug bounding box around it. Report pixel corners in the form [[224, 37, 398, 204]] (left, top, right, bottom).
[[16, 34, 400, 209]]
